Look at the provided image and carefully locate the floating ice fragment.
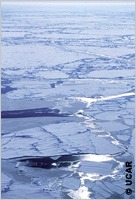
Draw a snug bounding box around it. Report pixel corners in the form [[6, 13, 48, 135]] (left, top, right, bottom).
[[62, 177, 80, 190]]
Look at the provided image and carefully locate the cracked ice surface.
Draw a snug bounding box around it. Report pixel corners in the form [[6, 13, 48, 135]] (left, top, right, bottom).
[[2, 122, 123, 159], [1, 2, 135, 199]]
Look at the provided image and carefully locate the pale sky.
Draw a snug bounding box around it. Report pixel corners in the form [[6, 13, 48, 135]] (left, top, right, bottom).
[[2, 1, 135, 5]]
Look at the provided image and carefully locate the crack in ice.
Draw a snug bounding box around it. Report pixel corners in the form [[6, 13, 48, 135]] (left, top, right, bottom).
[[70, 92, 135, 107]]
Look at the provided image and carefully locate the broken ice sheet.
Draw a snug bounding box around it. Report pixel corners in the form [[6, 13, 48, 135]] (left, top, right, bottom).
[[1, 1, 135, 199], [95, 121, 129, 132], [1, 122, 123, 159], [78, 161, 115, 176], [1, 173, 14, 194]]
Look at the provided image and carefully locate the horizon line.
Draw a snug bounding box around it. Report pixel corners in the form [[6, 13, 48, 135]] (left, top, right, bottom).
[[1, 1, 135, 5]]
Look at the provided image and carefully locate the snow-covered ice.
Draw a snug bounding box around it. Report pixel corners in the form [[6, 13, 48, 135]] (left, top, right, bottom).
[[1, 1, 135, 199]]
